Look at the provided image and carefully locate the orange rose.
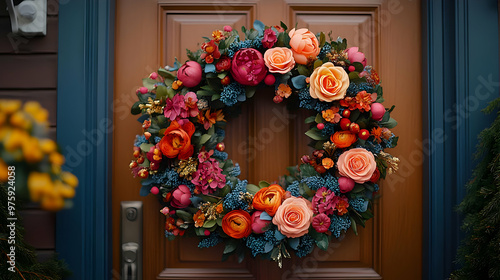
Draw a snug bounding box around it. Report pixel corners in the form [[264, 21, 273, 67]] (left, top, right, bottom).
[[252, 184, 286, 216], [288, 28, 320, 65], [337, 148, 377, 183], [222, 210, 252, 239], [272, 197, 313, 238], [159, 121, 195, 160], [264, 47, 295, 74], [330, 131, 357, 148], [309, 62, 349, 102]]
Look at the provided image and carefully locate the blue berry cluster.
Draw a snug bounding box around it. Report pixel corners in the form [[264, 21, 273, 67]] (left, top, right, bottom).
[[329, 215, 351, 238], [223, 179, 250, 210], [220, 82, 245, 106]]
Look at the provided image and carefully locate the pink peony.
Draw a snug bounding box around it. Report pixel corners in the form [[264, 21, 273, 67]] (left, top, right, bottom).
[[177, 61, 202, 88], [262, 28, 277, 48], [230, 48, 267, 86], [345, 47, 367, 67], [312, 187, 337, 215], [171, 185, 192, 208], [272, 197, 313, 238], [312, 213, 331, 233], [337, 148, 377, 184], [251, 211, 271, 234], [184, 92, 199, 117]]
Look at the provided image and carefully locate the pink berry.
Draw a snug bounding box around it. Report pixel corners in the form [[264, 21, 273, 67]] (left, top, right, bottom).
[[264, 74, 276, 86], [371, 103, 386, 121], [150, 186, 159, 195], [149, 72, 158, 79], [139, 87, 148, 94], [339, 177, 355, 193], [204, 229, 211, 236], [317, 123, 325, 130], [348, 65, 356, 72], [273, 95, 283, 103]]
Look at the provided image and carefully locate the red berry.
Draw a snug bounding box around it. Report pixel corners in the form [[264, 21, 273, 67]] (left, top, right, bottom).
[[150, 161, 159, 170], [216, 142, 225, 152], [317, 123, 325, 130], [221, 76, 231, 86], [273, 95, 283, 103], [138, 168, 149, 179], [348, 65, 356, 72], [340, 118, 351, 130], [341, 109, 351, 118], [358, 129, 370, 140], [133, 149, 141, 158], [150, 186, 159, 195], [137, 156, 145, 164], [129, 161, 138, 169], [349, 123, 360, 134], [264, 74, 276, 86]]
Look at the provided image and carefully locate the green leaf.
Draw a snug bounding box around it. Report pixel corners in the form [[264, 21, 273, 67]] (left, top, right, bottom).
[[216, 218, 223, 227], [352, 62, 364, 72], [300, 164, 318, 178], [258, 181, 270, 188], [318, 32, 326, 48], [175, 210, 193, 222], [211, 94, 221, 101], [142, 78, 157, 90], [280, 21, 288, 31], [305, 128, 328, 141], [349, 110, 361, 122], [139, 143, 153, 153], [200, 134, 212, 145], [224, 240, 239, 254], [305, 116, 316, 124], [156, 85, 169, 99], [158, 68, 176, 80], [316, 234, 329, 251], [314, 113, 323, 124], [219, 184, 231, 197], [217, 72, 228, 79], [350, 216, 358, 235], [203, 219, 217, 228], [131, 101, 142, 115], [245, 86, 257, 99], [246, 184, 261, 195], [348, 71, 360, 80], [197, 90, 214, 97], [352, 184, 365, 193], [379, 117, 398, 129], [313, 59, 323, 69], [195, 227, 205, 236], [297, 65, 311, 76]]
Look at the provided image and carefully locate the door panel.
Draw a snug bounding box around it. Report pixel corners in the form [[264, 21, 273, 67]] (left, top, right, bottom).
[[113, 0, 422, 279]]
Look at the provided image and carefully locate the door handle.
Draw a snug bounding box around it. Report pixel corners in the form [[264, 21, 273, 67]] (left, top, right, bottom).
[[121, 202, 143, 280]]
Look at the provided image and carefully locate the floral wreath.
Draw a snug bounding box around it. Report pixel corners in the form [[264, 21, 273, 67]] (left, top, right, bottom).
[[129, 21, 399, 266]]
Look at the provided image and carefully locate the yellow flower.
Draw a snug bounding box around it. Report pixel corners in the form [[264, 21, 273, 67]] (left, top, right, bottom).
[[3, 129, 28, 152], [27, 172, 53, 202], [10, 111, 31, 130], [40, 139, 57, 154], [22, 138, 43, 163], [49, 152, 65, 166], [40, 190, 65, 211], [0, 159, 8, 182], [61, 171, 79, 188], [24, 101, 48, 123], [54, 180, 75, 198], [0, 100, 21, 115]]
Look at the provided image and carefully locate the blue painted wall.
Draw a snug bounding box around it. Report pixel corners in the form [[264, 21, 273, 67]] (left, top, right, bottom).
[[56, 0, 114, 279], [423, 0, 499, 279]]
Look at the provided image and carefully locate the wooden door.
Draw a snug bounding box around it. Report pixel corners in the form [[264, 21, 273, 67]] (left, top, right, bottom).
[[113, 0, 422, 279]]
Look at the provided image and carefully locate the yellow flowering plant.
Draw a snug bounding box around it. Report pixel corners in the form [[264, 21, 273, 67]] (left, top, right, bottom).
[[0, 100, 78, 211]]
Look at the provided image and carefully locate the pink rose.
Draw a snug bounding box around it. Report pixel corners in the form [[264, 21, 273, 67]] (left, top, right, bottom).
[[230, 48, 267, 86], [272, 197, 313, 238], [312, 213, 331, 233], [263, 47, 295, 74], [288, 28, 320, 65], [345, 47, 367, 67], [337, 148, 377, 184], [262, 28, 277, 48], [170, 185, 192, 208], [251, 211, 271, 234], [177, 61, 202, 88]]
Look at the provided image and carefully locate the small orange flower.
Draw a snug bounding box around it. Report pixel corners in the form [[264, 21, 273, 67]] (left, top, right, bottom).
[[322, 158, 334, 169], [193, 210, 205, 227], [322, 106, 341, 123], [212, 30, 224, 42], [371, 127, 382, 143], [336, 199, 349, 215], [330, 131, 357, 148], [197, 109, 225, 130], [276, 84, 292, 98], [172, 80, 183, 90], [354, 91, 373, 112], [216, 203, 223, 214]]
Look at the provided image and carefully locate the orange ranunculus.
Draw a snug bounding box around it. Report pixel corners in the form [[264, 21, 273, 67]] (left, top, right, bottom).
[[252, 184, 286, 216], [264, 47, 295, 74], [322, 158, 334, 169], [222, 210, 252, 239], [337, 148, 377, 184], [272, 197, 313, 238], [159, 121, 195, 160], [330, 131, 357, 148], [309, 62, 349, 102], [288, 28, 320, 65]]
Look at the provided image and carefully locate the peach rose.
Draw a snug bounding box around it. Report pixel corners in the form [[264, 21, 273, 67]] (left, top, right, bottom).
[[272, 197, 314, 238], [222, 210, 252, 239], [252, 184, 286, 216], [337, 148, 377, 183], [309, 62, 349, 102], [264, 47, 295, 74], [288, 28, 320, 65]]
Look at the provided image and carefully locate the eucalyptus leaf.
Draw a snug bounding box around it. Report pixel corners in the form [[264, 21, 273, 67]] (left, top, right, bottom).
[[258, 181, 270, 188], [139, 143, 154, 153], [291, 75, 307, 90], [305, 128, 328, 141], [156, 85, 169, 99], [142, 78, 157, 90], [304, 116, 316, 124], [245, 86, 257, 99], [203, 219, 217, 228], [176, 210, 194, 222], [246, 184, 261, 195]]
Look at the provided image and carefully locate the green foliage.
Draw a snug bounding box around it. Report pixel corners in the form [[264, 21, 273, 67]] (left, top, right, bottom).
[[0, 185, 71, 279], [451, 98, 500, 280]]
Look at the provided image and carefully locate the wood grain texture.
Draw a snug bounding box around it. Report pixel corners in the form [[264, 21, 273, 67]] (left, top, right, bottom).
[[0, 17, 58, 53], [0, 54, 58, 89]]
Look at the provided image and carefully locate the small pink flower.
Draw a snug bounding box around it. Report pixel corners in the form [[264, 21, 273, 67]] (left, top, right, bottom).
[[197, 149, 214, 163], [312, 187, 337, 215], [164, 94, 187, 121], [149, 72, 158, 79], [138, 87, 148, 94], [191, 159, 226, 194], [160, 207, 170, 215], [345, 47, 367, 67], [184, 92, 199, 117], [312, 213, 331, 233], [171, 185, 192, 208], [251, 211, 271, 234], [262, 28, 277, 48], [223, 25, 232, 32]]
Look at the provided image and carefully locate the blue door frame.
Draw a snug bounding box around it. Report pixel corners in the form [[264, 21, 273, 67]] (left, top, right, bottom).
[[55, 1, 498, 279]]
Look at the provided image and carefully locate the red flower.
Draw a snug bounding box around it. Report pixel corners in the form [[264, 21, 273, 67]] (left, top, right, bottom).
[[158, 121, 195, 160], [215, 56, 231, 72], [201, 40, 221, 63]]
